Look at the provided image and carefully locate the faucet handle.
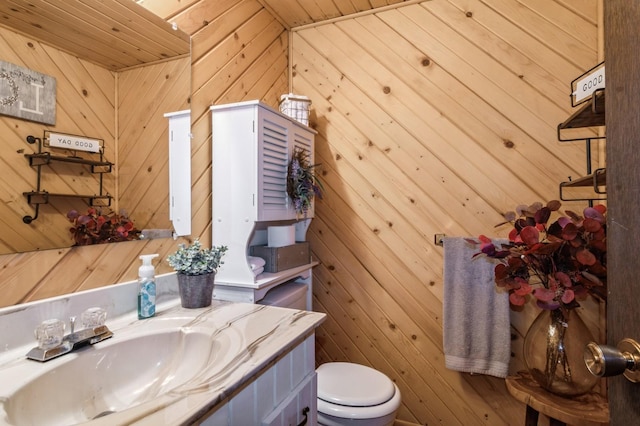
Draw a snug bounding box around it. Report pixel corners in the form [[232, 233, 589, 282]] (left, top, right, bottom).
[[81, 307, 107, 329], [69, 316, 76, 335], [34, 319, 65, 350]]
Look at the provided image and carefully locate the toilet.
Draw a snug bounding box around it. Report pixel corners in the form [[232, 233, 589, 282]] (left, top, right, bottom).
[[258, 284, 401, 425], [316, 362, 401, 426]]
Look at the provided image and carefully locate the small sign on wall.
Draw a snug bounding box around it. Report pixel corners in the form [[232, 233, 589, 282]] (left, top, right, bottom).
[[571, 62, 605, 107], [0, 60, 56, 125], [47, 131, 102, 153]]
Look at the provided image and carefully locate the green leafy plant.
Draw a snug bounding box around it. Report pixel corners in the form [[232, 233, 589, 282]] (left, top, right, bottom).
[[471, 200, 606, 311], [167, 239, 228, 276], [287, 147, 323, 217], [67, 208, 140, 246]]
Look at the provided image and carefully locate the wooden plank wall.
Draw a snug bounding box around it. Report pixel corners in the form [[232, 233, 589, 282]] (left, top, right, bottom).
[[0, 0, 605, 424], [291, 1, 602, 424], [0, 0, 289, 308], [117, 56, 191, 229], [0, 25, 116, 254]]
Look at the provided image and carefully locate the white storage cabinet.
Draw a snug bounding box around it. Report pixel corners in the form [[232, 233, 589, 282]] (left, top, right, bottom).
[[164, 110, 191, 237], [211, 100, 315, 222], [211, 101, 317, 295]]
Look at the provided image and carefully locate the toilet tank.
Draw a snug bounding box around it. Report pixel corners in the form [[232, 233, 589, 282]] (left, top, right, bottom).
[[258, 281, 308, 310]]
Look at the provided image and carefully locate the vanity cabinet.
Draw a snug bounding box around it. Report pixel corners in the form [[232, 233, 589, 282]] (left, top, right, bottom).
[[199, 333, 318, 426], [210, 101, 317, 308]]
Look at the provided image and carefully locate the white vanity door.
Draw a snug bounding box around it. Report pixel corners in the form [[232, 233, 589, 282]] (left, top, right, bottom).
[[199, 334, 317, 426], [261, 373, 317, 426]]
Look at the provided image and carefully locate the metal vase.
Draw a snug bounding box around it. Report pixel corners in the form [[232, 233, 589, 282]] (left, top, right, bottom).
[[177, 273, 215, 309]]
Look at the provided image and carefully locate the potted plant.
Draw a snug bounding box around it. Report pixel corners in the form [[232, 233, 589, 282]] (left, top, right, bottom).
[[167, 239, 228, 308], [67, 208, 140, 246], [472, 200, 606, 396]]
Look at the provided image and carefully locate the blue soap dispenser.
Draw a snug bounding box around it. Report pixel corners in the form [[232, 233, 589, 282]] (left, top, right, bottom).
[[138, 254, 159, 319]]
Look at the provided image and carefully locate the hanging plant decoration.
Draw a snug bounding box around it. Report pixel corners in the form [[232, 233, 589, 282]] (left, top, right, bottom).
[[287, 147, 323, 217]]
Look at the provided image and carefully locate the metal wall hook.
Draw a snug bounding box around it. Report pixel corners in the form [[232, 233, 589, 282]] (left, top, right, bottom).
[[584, 338, 640, 382], [22, 204, 39, 224], [26, 135, 41, 145]]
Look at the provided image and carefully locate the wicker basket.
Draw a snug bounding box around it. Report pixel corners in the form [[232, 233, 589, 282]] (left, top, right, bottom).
[[279, 93, 311, 126]]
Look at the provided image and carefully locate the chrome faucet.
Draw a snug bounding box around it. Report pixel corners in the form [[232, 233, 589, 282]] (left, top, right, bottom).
[[70, 316, 76, 334], [26, 315, 113, 362]]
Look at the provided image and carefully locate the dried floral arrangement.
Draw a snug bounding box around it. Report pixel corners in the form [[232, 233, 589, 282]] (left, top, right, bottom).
[[287, 147, 323, 217]]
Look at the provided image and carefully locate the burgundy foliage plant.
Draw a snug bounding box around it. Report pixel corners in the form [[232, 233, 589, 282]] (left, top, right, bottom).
[[67, 208, 140, 246], [470, 200, 606, 311]]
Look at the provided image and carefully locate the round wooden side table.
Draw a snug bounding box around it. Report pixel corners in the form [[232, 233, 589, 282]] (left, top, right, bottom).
[[505, 371, 609, 426]]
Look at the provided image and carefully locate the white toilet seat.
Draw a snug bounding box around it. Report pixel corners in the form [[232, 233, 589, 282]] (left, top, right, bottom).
[[316, 362, 401, 420], [318, 382, 401, 419]]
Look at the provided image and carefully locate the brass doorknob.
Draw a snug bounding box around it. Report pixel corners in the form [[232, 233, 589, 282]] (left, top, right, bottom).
[[584, 338, 640, 382]]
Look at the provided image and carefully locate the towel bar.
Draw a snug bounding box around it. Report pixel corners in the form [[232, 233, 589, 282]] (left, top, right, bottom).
[[434, 234, 445, 246]]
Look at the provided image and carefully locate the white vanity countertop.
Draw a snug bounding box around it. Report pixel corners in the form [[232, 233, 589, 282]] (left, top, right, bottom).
[[0, 275, 325, 425]]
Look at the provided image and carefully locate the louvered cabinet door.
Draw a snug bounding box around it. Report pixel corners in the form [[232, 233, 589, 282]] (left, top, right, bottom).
[[256, 107, 315, 221], [256, 108, 295, 221]]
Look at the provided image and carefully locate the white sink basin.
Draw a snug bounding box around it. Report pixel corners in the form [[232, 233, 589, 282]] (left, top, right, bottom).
[[2, 326, 236, 426]]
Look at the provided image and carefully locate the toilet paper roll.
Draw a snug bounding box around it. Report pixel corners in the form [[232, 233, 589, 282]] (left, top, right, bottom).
[[267, 225, 295, 247]]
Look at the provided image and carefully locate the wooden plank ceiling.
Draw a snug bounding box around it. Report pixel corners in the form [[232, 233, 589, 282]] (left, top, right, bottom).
[[256, 0, 411, 28], [0, 0, 406, 67], [0, 0, 190, 70]]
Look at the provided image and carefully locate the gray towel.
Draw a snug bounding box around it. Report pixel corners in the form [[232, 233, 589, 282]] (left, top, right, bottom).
[[442, 236, 510, 378]]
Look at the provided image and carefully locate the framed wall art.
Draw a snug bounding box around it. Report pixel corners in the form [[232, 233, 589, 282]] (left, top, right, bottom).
[[0, 60, 56, 125]]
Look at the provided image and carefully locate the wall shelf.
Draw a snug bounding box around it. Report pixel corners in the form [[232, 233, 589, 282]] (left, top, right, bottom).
[[25, 153, 112, 172], [559, 168, 606, 201], [557, 86, 606, 202], [23, 192, 112, 206], [212, 261, 319, 308], [558, 90, 605, 138], [22, 134, 112, 224]]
